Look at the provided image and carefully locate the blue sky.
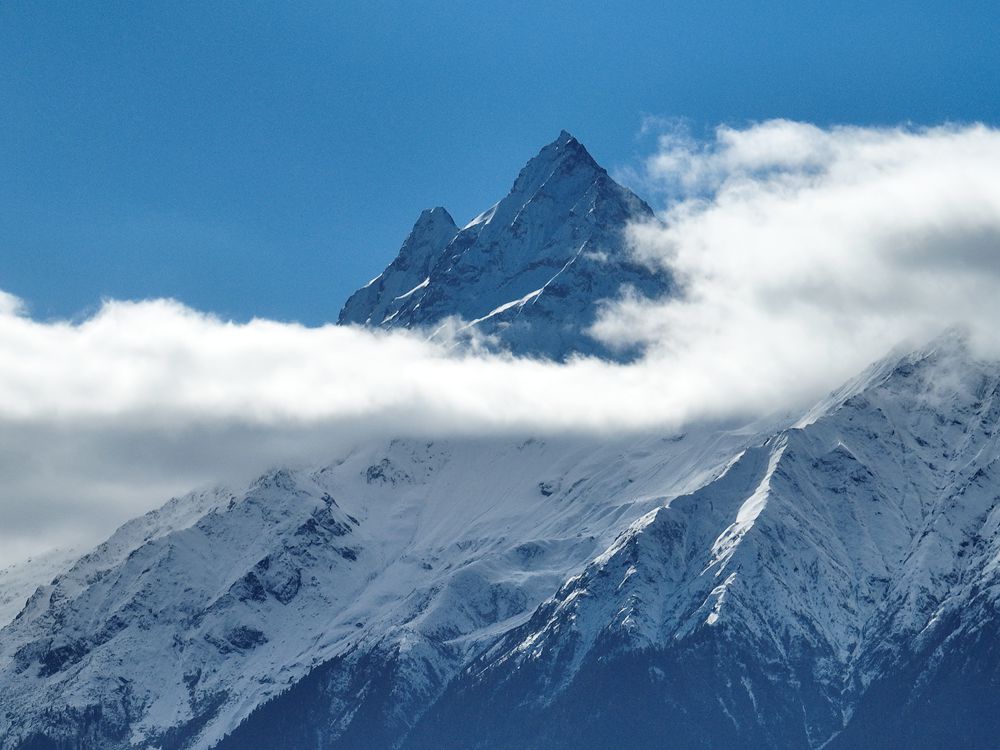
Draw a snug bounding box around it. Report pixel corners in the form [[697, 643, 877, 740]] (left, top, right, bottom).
[[2, 0, 998, 324]]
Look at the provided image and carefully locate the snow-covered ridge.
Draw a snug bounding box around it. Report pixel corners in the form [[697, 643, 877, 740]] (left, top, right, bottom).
[[401, 332, 1000, 750], [0, 427, 756, 749]]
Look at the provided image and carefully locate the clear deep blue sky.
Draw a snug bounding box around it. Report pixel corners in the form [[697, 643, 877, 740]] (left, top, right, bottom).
[[2, 1, 998, 323]]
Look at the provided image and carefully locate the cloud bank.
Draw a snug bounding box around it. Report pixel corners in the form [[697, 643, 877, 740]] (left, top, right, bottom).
[[597, 119, 1000, 393], [0, 299, 690, 566], [4, 120, 1000, 565]]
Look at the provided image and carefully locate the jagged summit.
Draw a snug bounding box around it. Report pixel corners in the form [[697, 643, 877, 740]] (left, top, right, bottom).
[[417, 205, 456, 227], [340, 207, 459, 323], [498, 130, 603, 205], [339, 132, 670, 360]]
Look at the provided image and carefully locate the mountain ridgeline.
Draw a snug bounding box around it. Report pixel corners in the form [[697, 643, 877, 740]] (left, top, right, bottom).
[[339, 131, 669, 360], [2, 134, 1000, 750]]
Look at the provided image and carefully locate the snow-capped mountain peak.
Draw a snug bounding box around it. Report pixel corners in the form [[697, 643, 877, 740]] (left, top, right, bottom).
[[339, 132, 670, 360]]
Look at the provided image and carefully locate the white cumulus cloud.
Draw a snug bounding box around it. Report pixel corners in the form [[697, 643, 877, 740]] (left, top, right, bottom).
[[595, 119, 1000, 403]]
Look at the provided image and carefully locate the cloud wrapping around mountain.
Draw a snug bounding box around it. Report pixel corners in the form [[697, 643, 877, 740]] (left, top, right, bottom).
[[597, 120, 1000, 374], [0, 299, 687, 564], [4, 120, 1000, 564]]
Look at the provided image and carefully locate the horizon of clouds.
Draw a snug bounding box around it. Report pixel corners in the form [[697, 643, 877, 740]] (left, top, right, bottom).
[[4, 119, 1000, 567]]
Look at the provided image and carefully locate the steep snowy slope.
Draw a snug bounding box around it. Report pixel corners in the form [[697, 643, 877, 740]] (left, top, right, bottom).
[[339, 132, 669, 360], [0, 428, 759, 750], [0, 487, 238, 630]]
